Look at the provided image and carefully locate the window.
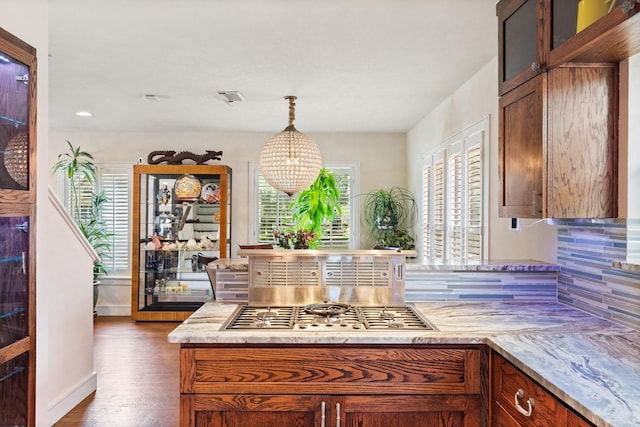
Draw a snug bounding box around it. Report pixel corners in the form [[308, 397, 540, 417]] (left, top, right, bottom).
[[421, 117, 488, 261], [250, 162, 359, 249], [60, 165, 131, 274]]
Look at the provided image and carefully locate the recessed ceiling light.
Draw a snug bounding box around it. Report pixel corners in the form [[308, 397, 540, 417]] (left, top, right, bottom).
[[75, 111, 93, 117], [142, 94, 160, 102]]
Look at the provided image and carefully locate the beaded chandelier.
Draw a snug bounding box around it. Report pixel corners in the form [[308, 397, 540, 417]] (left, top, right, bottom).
[[259, 96, 321, 196]]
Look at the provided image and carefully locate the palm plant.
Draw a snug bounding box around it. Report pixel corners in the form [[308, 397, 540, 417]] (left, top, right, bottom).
[[52, 140, 112, 280]]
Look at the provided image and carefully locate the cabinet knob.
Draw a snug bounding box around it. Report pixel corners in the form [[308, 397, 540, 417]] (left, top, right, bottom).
[[336, 402, 341, 427], [531, 62, 541, 71], [515, 388, 535, 417]]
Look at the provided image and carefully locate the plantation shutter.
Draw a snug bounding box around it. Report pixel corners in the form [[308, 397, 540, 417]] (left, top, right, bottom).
[[432, 150, 446, 260], [447, 142, 463, 259], [421, 161, 432, 260], [465, 131, 483, 260], [255, 165, 354, 249], [99, 167, 130, 273], [420, 116, 488, 261]]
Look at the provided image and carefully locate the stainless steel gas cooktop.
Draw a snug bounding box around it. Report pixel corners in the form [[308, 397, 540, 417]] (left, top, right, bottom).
[[221, 303, 437, 331]]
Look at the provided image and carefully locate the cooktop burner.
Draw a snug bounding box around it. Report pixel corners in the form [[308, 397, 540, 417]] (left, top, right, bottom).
[[221, 304, 437, 331]]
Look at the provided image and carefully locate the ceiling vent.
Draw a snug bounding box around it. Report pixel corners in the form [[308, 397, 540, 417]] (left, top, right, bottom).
[[218, 91, 246, 105]]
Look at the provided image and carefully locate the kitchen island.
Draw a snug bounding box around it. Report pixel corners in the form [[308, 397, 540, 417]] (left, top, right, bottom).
[[169, 301, 640, 427]]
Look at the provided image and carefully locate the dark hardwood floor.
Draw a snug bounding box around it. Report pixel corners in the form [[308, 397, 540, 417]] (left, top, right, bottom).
[[54, 317, 181, 427]]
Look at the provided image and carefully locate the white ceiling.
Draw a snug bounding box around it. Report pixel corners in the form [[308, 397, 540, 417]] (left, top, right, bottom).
[[48, 0, 498, 134]]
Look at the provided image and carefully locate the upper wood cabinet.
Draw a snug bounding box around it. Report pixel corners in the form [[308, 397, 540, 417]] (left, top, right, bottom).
[[498, 73, 546, 218], [497, 0, 640, 95], [497, 0, 549, 95], [546, 64, 617, 218], [499, 64, 617, 219]]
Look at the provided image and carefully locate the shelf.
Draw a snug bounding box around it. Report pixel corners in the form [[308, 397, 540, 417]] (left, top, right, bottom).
[[0, 307, 25, 321], [0, 365, 24, 384], [0, 114, 26, 127], [549, 3, 640, 65]]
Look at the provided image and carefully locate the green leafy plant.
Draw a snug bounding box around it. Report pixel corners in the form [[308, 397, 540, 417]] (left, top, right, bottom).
[[290, 168, 342, 249], [52, 140, 112, 280], [361, 187, 417, 249]]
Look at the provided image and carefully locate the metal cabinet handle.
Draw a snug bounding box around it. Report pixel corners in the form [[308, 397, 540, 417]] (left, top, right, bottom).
[[335, 402, 341, 427], [531, 62, 541, 71], [515, 388, 535, 417], [321, 401, 326, 427]]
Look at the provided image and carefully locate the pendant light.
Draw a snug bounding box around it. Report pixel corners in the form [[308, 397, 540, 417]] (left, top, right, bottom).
[[259, 96, 322, 196]]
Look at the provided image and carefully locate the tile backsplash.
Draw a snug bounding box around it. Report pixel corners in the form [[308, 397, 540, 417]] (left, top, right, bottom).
[[557, 219, 640, 330]]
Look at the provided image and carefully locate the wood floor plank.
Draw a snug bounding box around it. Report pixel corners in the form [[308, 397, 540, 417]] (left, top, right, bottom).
[[54, 317, 180, 427]]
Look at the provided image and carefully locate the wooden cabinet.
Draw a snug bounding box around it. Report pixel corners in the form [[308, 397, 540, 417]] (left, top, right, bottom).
[[546, 63, 617, 218], [492, 353, 594, 427], [131, 164, 232, 321], [497, 0, 640, 95], [498, 73, 546, 218], [180, 345, 488, 427], [0, 27, 37, 427], [499, 64, 617, 218], [497, 0, 549, 95]]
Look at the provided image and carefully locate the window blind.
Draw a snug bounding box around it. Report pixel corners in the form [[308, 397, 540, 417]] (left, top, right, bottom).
[[421, 118, 487, 261]]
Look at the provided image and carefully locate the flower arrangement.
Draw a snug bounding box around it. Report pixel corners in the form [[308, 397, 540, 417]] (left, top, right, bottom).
[[273, 229, 317, 250]]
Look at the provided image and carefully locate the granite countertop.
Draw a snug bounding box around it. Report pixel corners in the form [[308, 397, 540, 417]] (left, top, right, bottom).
[[168, 301, 639, 427]]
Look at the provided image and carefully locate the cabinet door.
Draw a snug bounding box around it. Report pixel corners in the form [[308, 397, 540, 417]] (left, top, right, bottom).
[[498, 74, 546, 218], [497, 0, 549, 95], [182, 394, 325, 427], [493, 354, 568, 427], [337, 395, 482, 427], [546, 64, 617, 218]]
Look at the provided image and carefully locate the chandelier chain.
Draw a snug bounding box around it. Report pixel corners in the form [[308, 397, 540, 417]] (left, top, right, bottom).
[[285, 95, 297, 127]]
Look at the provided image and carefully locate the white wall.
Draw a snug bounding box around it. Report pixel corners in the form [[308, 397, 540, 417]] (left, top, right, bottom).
[[1, 3, 99, 425], [407, 57, 557, 263]]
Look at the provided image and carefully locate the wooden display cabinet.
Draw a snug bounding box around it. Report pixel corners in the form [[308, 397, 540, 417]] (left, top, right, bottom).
[[0, 27, 37, 427], [131, 164, 231, 321], [180, 345, 488, 427]]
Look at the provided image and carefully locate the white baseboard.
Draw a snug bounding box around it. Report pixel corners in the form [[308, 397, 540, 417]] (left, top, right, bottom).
[[96, 304, 131, 316], [48, 371, 97, 425]]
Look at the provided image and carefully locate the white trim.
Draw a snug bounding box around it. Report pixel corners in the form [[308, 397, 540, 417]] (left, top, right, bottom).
[[48, 186, 99, 262], [48, 372, 97, 425]]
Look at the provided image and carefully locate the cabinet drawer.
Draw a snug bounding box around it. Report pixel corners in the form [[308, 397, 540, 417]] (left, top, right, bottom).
[[182, 345, 483, 395], [493, 354, 567, 426]]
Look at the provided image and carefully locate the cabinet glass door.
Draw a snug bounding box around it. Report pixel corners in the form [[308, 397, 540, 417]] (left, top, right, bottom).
[[503, 0, 537, 82], [0, 216, 29, 350], [137, 173, 221, 313], [0, 50, 30, 191]]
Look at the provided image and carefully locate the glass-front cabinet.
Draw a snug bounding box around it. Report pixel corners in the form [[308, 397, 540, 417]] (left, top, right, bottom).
[[0, 27, 37, 427], [131, 164, 231, 321]]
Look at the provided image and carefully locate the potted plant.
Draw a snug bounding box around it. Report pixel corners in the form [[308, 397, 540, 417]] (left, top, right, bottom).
[[287, 167, 342, 249], [52, 140, 112, 311], [361, 187, 417, 249]]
